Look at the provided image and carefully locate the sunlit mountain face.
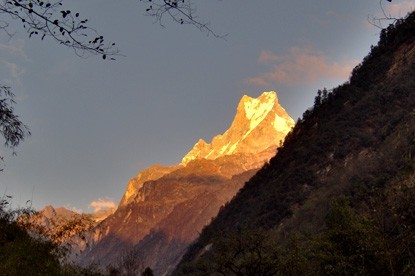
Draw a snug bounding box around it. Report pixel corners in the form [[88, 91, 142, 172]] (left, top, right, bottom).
[[74, 91, 294, 274], [120, 91, 294, 207], [181, 91, 294, 164]]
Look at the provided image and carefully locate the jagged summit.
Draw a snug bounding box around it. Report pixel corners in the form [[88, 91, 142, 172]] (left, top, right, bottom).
[[181, 91, 294, 165], [119, 91, 294, 207]]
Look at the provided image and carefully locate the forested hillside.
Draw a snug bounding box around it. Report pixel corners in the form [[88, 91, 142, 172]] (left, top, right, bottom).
[[176, 11, 415, 275]]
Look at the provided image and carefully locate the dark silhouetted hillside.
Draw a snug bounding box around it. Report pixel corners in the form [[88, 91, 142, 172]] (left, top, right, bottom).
[[176, 11, 415, 275]]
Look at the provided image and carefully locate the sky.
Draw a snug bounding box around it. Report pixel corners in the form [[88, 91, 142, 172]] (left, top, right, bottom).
[[0, 0, 413, 213]]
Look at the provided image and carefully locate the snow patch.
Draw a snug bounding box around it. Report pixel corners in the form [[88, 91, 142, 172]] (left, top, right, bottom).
[[219, 142, 231, 155], [205, 149, 215, 158], [226, 141, 239, 155], [243, 92, 276, 135], [273, 115, 293, 134]]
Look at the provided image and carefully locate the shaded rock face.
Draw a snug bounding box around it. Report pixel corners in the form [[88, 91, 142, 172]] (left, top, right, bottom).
[[120, 164, 182, 207], [81, 168, 258, 273], [78, 91, 294, 274], [35, 205, 115, 225]]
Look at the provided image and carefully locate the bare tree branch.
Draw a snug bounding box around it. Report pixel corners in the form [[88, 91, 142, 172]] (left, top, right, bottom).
[[0, 0, 119, 59], [139, 0, 226, 38], [368, 0, 404, 29]]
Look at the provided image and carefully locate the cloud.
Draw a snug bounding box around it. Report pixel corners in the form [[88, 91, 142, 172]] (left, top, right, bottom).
[[64, 205, 83, 214], [0, 61, 25, 86], [89, 198, 116, 212], [245, 48, 358, 87], [2, 61, 25, 78], [71, 207, 83, 214], [0, 39, 27, 58], [258, 50, 281, 64], [387, 1, 414, 17], [0, 40, 27, 85], [245, 76, 272, 87]]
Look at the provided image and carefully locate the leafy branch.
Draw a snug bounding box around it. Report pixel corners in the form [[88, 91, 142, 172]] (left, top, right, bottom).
[[0, 0, 119, 59], [0, 86, 29, 153]]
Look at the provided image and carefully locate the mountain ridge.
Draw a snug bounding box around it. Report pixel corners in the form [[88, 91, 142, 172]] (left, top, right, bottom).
[[120, 91, 293, 208], [76, 91, 294, 274], [181, 91, 294, 164]]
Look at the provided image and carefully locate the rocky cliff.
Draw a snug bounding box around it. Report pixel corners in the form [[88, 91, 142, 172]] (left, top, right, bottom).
[[181, 91, 293, 164], [119, 91, 293, 208], [77, 91, 294, 274]]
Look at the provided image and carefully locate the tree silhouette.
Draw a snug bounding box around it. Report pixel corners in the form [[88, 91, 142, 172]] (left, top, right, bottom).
[[0, 86, 29, 169], [142, 266, 154, 276], [0, 0, 119, 165], [0, 0, 119, 59], [139, 0, 224, 38]]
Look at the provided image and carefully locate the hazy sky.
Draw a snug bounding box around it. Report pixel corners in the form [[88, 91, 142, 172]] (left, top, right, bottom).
[[0, 1, 413, 213]]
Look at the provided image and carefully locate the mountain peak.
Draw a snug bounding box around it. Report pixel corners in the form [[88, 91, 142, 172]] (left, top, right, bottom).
[[79, 90, 295, 273], [119, 92, 292, 207], [240, 91, 276, 122], [181, 91, 294, 165]]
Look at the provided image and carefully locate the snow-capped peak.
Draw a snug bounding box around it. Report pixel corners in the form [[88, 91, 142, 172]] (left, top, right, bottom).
[[181, 91, 294, 165]]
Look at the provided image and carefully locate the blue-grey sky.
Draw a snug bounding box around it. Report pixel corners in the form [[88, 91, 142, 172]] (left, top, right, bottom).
[[0, 0, 413, 213]]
